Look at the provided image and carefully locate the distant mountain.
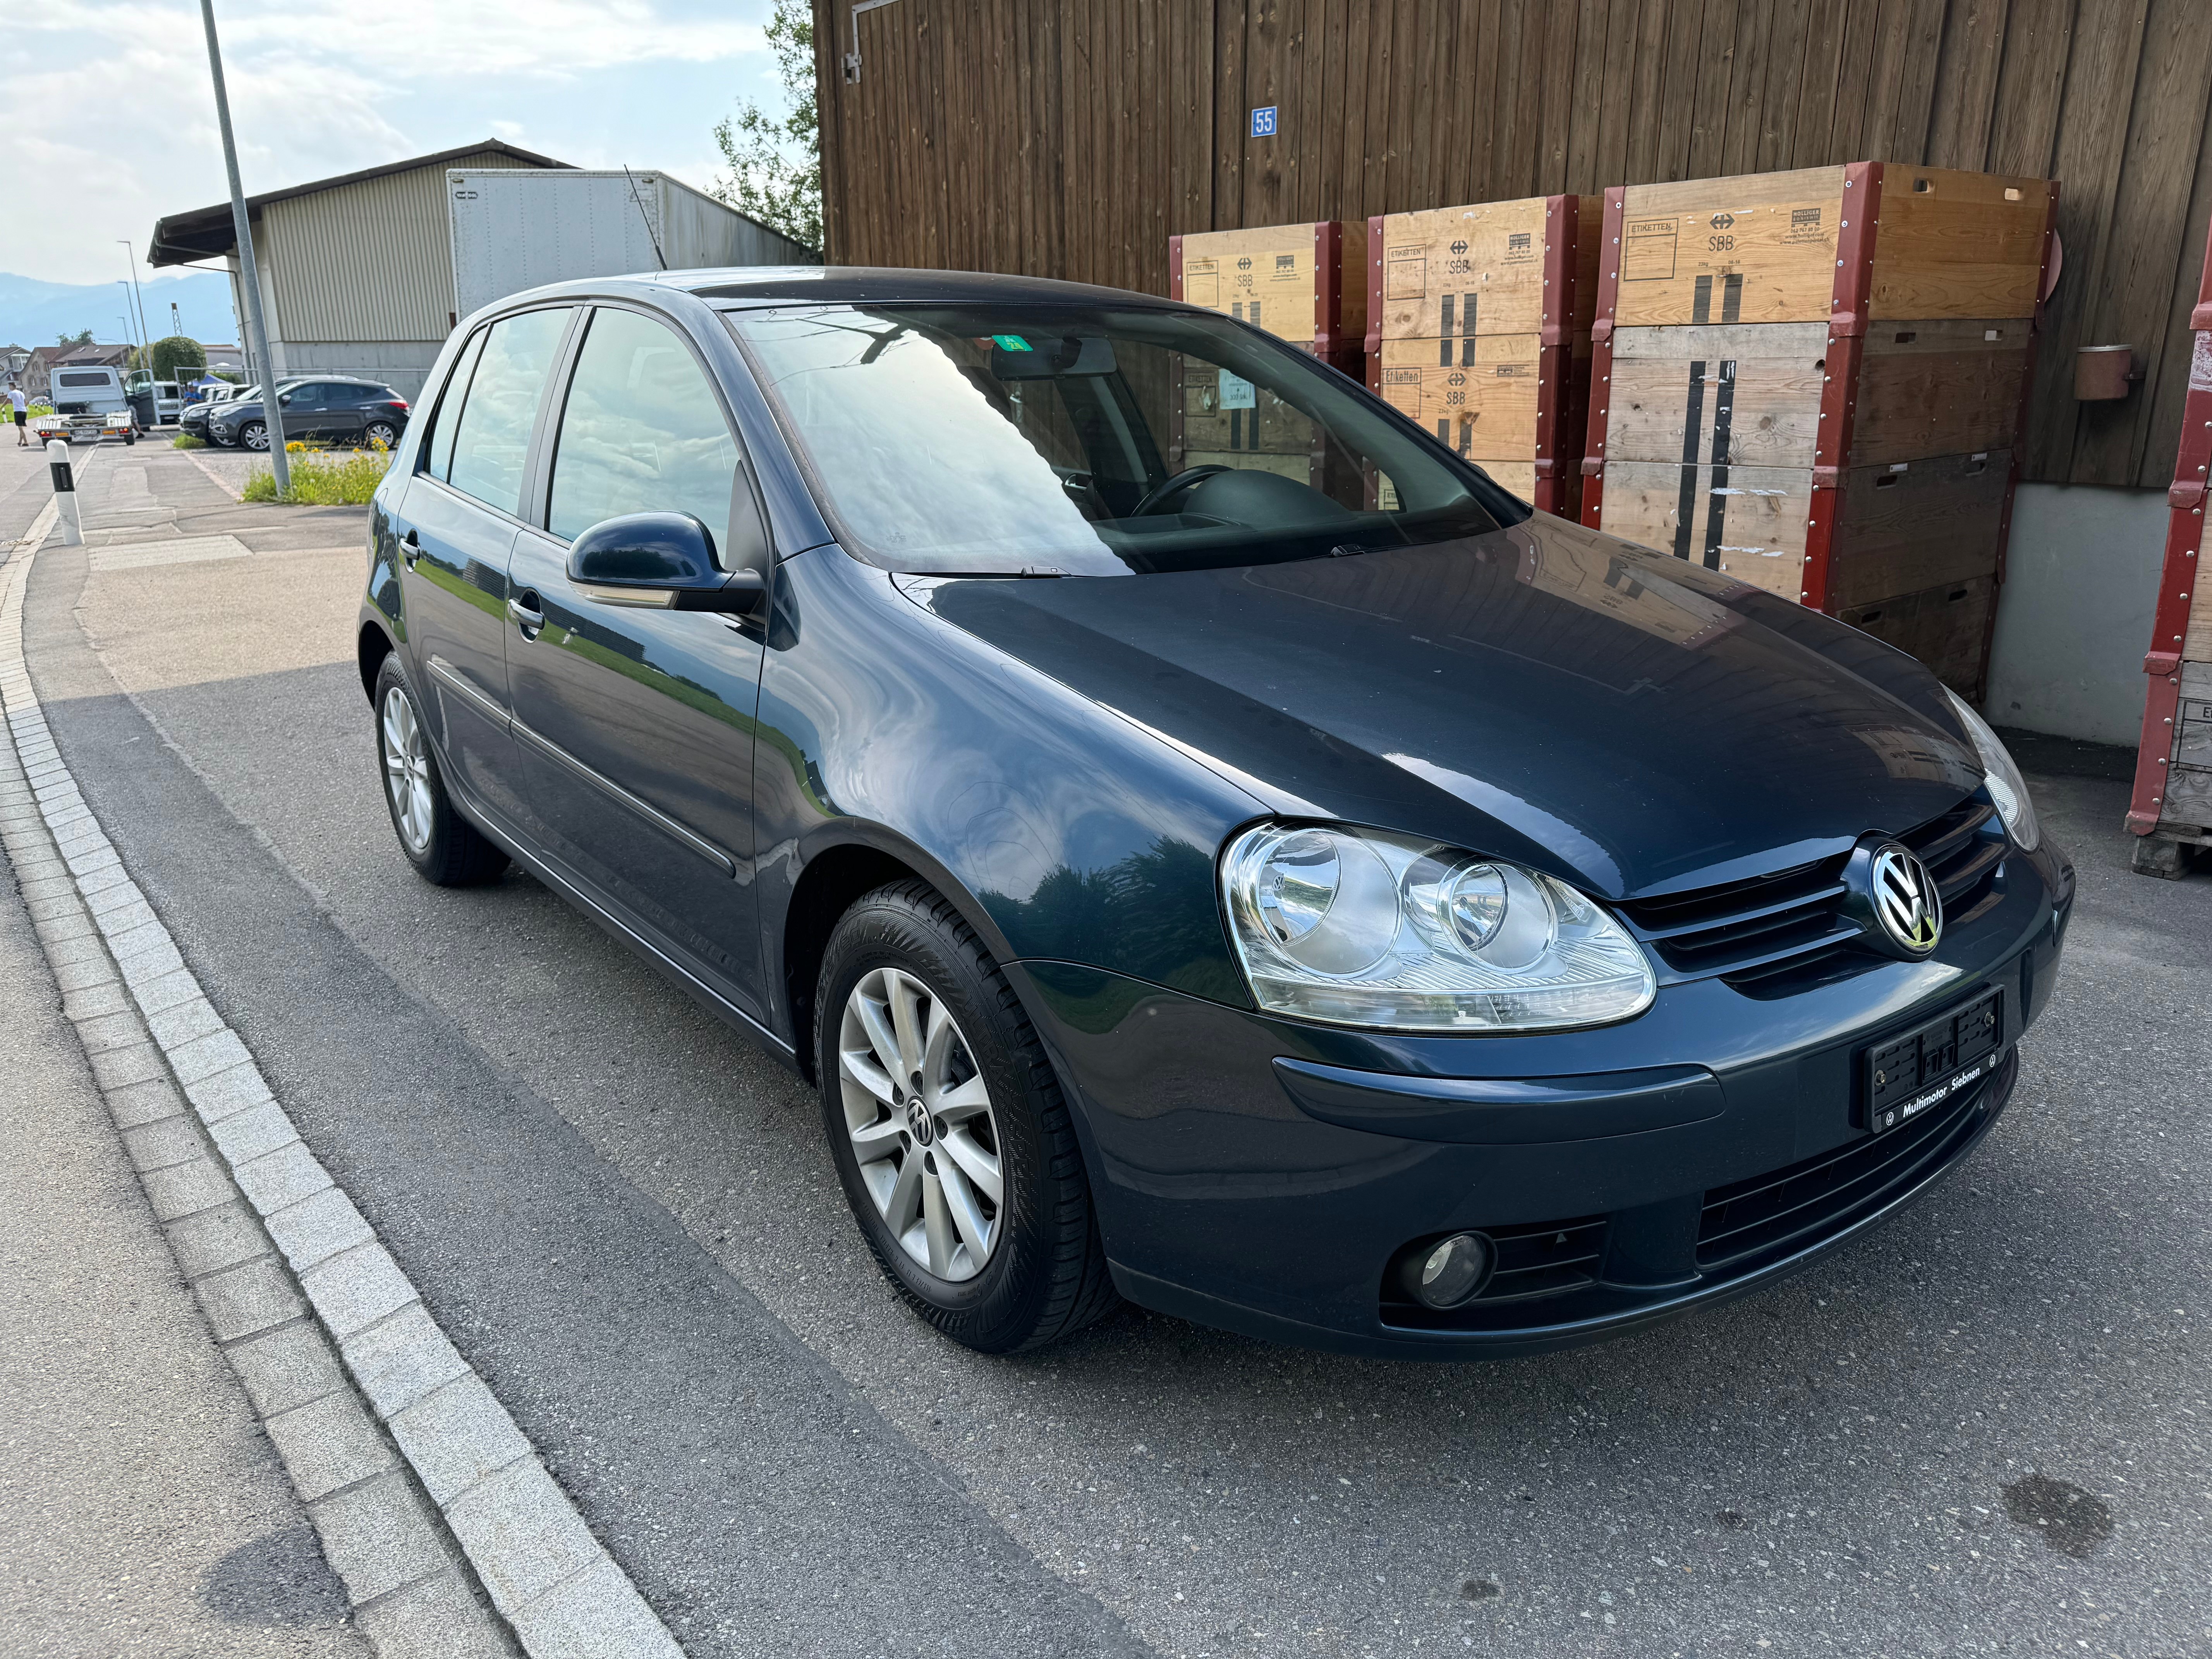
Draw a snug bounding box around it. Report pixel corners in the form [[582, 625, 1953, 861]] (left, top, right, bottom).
[[0, 271, 238, 351]]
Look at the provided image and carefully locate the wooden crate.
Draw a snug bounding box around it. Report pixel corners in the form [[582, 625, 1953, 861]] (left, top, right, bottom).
[[1374, 335, 1543, 460], [1369, 196, 1600, 343], [2125, 214, 2212, 873], [1835, 579, 1997, 698], [1581, 162, 2056, 694], [1609, 165, 2052, 330], [1364, 195, 1599, 517], [1170, 356, 1325, 489], [1597, 450, 2009, 608], [1603, 319, 2032, 471], [1170, 222, 1367, 364]]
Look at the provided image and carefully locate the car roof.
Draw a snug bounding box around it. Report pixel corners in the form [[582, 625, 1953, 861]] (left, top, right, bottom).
[[509, 264, 1197, 313]]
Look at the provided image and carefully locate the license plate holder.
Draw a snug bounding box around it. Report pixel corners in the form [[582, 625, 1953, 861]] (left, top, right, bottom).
[[1860, 988, 2003, 1134]]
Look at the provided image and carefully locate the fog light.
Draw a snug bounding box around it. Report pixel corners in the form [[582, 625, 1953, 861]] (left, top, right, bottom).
[[1408, 1232, 1493, 1309]]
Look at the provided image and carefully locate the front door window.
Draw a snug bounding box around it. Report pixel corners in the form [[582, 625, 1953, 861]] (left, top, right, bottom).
[[546, 307, 740, 558]]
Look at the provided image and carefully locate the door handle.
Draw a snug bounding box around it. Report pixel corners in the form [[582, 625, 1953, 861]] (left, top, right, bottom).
[[399, 530, 420, 568], [507, 591, 545, 637]]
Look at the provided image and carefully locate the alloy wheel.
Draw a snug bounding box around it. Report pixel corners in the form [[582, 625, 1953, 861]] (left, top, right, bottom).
[[380, 686, 434, 853], [240, 421, 268, 451], [838, 965, 1003, 1281]]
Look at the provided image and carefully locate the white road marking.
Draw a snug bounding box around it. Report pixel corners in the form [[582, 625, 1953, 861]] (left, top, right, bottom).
[[88, 535, 253, 571]]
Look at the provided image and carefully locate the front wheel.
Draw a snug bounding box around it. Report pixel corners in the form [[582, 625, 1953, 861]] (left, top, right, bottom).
[[373, 654, 509, 886], [816, 881, 1116, 1353], [238, 420, 268, 451]]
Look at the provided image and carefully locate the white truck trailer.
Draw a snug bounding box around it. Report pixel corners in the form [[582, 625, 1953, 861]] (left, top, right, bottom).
[[446, 169, 816, 321], [34, 365, 138, 445]]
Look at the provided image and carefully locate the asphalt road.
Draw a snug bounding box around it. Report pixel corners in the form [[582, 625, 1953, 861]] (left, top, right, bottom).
[[12, 441, 2212, 1657]]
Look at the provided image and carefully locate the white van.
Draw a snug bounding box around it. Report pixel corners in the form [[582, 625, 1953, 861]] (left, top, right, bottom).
[[36, 367, 138, 444]]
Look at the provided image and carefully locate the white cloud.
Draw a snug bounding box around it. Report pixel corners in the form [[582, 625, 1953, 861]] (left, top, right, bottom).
[[2, 0, 771, 282]]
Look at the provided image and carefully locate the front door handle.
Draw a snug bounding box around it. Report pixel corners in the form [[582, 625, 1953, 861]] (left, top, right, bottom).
[[399, 530, 420, 568], [507, 591, 545, 638]]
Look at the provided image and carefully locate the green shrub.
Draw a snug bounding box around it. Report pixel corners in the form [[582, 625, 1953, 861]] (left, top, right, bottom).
[[240, 447, 393, 505], [171, 433, 208, 450]]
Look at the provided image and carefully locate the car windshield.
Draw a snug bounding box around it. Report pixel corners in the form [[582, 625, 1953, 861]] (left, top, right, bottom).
[[725, 302, 1523, 576]]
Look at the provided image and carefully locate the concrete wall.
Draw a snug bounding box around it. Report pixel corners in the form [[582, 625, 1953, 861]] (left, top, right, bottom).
[[1984, 482, 2167, 747]]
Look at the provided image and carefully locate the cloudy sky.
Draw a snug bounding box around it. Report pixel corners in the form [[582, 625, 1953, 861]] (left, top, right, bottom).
[[3, 0, 785, 289]]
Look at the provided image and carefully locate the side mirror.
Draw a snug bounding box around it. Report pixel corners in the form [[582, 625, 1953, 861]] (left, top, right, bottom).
[[277, 393, 293, 405], [567, 512, 763, 615]]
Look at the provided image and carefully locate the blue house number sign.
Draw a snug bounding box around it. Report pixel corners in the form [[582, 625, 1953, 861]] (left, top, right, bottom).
[[1250, 105, 1278, 138]]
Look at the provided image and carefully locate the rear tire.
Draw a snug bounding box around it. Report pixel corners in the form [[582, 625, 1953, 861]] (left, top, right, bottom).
[[373, 654, 509, 887], [816, 881, 1117, 1353]]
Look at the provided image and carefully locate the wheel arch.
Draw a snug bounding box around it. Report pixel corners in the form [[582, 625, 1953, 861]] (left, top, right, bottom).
[[357, 617, 396, 705], [778, 828, 1020, 1086]]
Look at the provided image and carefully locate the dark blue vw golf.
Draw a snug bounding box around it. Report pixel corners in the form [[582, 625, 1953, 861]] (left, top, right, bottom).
[[357, 268, 2072, 1359]]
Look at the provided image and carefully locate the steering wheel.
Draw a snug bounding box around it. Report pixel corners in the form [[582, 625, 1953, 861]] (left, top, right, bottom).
[[1132, 465, 1231, 517]]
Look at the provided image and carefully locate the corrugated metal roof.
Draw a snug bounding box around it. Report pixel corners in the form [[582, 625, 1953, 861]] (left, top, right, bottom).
[[148, 138, 569, 265]]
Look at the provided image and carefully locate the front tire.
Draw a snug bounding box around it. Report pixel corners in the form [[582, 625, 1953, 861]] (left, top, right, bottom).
[[373, 654, 509, 886], [239, 420, 268, 451], [816, 881, 1116, 1353]]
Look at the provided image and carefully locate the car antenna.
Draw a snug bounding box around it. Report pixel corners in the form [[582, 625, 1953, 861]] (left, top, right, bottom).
[[622, 165, 668, 271]]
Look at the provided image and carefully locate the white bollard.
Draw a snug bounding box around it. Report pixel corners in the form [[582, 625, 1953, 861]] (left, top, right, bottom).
[[46, 438, 83, 547]]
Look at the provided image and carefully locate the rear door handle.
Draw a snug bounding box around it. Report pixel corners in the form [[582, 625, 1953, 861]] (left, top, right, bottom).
[[399, 530, 420, 567], [507, 591, 545, 636]]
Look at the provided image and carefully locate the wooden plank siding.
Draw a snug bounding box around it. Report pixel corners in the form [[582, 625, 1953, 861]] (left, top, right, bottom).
[[812, 0, 2212, 488]]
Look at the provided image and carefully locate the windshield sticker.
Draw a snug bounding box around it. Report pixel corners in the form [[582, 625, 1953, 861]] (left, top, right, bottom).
[[1217, 371, 1256, 410], [991, 334, 1032, 352]]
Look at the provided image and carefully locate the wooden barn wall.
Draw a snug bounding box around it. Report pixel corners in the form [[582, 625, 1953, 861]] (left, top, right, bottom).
[[813, 0, 2212, 491]]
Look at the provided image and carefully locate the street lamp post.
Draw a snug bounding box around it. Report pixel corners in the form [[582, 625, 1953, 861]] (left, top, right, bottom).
[[118, 239, 155, 369], [196, 0, 287, 493]]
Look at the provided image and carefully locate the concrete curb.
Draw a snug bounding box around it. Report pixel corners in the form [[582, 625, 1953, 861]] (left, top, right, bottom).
[[0, 520, 682, 1658]]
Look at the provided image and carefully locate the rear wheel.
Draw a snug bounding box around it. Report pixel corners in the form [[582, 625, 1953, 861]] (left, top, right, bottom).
[[364, 419, 398, 449], [373, 654, 509, 886], [816, 881, 1116, 1353]]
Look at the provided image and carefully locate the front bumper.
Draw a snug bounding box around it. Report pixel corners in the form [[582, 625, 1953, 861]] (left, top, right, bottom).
[[1012, 839, 2072, 1359]]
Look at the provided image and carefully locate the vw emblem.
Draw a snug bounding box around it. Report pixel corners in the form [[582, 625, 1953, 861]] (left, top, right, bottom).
[[905, 1099, 936, 1146], [1845, 837, 1943, 960]]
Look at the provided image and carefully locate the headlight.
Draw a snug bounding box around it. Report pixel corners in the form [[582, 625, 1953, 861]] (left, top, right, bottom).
[[1221, 823, 1656, 1031], [1941, 688, 2039, 851]]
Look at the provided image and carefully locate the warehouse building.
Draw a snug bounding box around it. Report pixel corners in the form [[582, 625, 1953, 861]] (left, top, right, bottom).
[[146, 139, 813, 400], [149, 141, 568, 400], [811, 0, 2212, 752]]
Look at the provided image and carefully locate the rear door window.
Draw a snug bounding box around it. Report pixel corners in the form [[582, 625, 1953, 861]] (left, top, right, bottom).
[[445, 307, 573, 517], [425, 329, 489, 483]]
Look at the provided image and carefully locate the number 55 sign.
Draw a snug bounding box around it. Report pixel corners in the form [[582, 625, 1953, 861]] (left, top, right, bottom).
[[1250, 105, 1277, 138]]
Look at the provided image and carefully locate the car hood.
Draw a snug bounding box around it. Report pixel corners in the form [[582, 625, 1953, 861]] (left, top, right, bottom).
[[910, 516, 1984, 901]]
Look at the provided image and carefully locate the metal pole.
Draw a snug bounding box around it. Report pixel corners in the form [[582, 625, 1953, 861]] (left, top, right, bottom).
[[115, 283, 146, 398], [197, 0, 287, 494], [120, 238, 155, 368]]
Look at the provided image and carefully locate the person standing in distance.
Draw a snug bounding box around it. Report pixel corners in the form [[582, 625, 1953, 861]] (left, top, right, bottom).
[[9, 384, 26, 446]]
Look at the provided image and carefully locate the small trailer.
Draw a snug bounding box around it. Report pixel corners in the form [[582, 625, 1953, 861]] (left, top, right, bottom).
[[35, 365, 139, 445]]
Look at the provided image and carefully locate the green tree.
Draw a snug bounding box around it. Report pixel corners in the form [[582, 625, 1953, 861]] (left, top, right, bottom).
[[709, 0, 821, 252], [146, 335, 208, 382], [56, 328, 93, 347]]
